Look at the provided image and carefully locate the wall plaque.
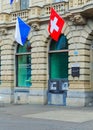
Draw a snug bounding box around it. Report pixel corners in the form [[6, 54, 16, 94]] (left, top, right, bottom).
[[71, 67, 80, 77]]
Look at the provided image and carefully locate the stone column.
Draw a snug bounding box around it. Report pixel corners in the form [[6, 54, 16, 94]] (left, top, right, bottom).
[[28, 26, 48, 104], [65, 20, 93, 106], [0, 33, 14, 103]]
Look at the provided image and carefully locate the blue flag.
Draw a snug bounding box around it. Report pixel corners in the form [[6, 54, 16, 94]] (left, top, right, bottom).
[[10, 0, 14, 4], [15, 17, 31, 46]]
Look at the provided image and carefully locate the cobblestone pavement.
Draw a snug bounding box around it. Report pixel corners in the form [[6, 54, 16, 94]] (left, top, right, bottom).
[[0, 104, 93, 130]]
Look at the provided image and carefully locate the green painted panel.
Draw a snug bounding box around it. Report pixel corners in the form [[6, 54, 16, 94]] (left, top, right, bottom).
[[50, 53, 68, 79], [49, 34, 68, 79], [17, 55, 31, 87], [17, 41, 31, 87]]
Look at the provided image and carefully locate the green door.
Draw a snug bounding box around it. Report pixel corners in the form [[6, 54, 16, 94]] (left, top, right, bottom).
[[49, 34, 68, 79], [50, 52, 68, 79]]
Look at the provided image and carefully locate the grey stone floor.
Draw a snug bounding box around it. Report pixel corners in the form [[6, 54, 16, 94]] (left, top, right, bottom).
[[0, 104, 93, 130]]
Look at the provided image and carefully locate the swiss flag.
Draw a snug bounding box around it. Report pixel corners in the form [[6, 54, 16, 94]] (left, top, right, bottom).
[[48, 8, 65, 41]]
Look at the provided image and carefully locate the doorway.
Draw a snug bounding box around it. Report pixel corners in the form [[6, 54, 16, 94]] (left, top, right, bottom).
[[48, 34, 68, 105], [49, 34, 68, 80]]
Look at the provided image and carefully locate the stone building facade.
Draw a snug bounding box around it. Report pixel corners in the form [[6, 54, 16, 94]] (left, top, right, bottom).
[[0, 0, 93, 106]]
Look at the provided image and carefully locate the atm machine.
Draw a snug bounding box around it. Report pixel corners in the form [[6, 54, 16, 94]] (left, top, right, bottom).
[[48, 78, 68, 106]]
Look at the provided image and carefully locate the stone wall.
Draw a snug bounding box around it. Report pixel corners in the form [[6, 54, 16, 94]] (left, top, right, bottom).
[[63, 19, 93, 106], [0, 0, 93, 106]]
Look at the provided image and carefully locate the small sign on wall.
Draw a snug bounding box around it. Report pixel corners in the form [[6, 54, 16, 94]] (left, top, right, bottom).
[[71, 67, 80, 77]]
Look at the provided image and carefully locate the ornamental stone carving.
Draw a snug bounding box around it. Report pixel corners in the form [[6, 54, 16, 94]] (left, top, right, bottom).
[[31, 22, 40, 31], [69, 14, 87, 25], [0, 28, 7, 35]]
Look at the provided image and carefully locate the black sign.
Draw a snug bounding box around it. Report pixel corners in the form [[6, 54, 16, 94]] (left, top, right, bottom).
[[71, 67, 80, 77]]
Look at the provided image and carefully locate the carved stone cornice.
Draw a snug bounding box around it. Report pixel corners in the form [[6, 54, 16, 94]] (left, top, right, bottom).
[[69, 13, 87, 25]]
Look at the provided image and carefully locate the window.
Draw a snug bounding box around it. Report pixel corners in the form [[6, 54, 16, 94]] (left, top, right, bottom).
[[49, 34, 68, 79], [50, 34, 68, 50], [16, 41, 32, 87], [20, 0, 29, 10]]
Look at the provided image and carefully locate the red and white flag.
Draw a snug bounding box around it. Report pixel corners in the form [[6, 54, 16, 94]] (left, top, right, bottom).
[[48, 8, 65, 41]]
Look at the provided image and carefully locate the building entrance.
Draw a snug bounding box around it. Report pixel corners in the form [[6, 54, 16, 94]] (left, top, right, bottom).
[[48, 34, 69, 105]]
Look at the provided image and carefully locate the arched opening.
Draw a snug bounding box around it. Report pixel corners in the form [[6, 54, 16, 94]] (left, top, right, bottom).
[[49, 34, 68, 80], [16, 41, 32, 87], [48, 34, 69, 105]]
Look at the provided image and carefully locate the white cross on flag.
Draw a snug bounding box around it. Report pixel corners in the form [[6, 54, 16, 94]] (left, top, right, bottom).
[[48, 8, 65, 41]]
